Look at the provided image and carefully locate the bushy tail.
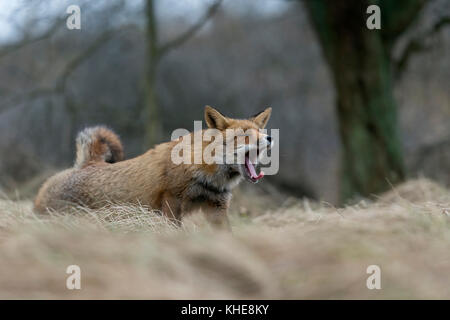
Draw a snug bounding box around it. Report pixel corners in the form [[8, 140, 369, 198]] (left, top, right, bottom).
[[74, 126, 124, 169]]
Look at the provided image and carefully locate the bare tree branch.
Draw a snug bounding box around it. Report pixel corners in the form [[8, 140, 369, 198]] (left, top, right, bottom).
[[0, 17, 65, 60], [56, 30, 117, 92], [141, 0, 223, 146], [158, 0, 222, 56], [0, 88, 55, 114], [0, 0, 127, 61], [394, 15, 450, 78], [381, 0, 429, 43], [0, 24, 134, 116]]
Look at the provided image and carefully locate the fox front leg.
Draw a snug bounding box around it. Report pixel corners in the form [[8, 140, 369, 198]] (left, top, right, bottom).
[[161, 193, 182, 227], [202, 205, 231, 231]]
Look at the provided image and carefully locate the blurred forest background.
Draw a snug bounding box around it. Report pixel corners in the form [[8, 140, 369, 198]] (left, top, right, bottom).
[[0, 0, 449, 205]]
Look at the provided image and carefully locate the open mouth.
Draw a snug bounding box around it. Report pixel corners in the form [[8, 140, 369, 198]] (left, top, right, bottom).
[[244, 152, 264, 183]]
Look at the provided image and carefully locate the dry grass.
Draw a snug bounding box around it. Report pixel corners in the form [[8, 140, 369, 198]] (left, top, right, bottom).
[[0, 178, 449, 299]]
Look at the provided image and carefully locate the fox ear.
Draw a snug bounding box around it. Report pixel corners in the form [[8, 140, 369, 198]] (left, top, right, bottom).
[[251, 107, 272, 129], [204, 105, 229, 130]]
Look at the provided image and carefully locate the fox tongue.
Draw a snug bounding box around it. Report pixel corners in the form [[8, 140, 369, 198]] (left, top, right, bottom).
[[245, 155, 264, 180]]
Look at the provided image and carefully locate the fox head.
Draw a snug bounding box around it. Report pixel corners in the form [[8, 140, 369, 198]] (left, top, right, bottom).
[[203, 105, 273, 184]]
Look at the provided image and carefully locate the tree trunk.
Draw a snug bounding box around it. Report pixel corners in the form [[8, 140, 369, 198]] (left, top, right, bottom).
[[142, 0, 222, 149], [305, 1, 405, 201], [144, 0, 162, 149]]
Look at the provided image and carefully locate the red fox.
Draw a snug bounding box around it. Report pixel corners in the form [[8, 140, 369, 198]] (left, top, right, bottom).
[[34, 106, 273, 228]]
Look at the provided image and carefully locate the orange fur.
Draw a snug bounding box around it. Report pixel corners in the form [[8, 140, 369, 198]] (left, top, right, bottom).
[[34, 107, 273, 229]]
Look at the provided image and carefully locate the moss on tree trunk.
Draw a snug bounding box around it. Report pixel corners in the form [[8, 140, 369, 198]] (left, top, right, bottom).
[[305, 0, 407, 201]]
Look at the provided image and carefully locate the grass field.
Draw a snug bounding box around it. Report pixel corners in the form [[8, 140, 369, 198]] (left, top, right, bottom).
[[0, 178, 449, 299]]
